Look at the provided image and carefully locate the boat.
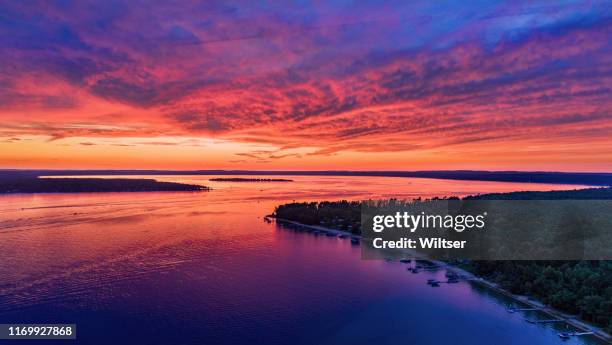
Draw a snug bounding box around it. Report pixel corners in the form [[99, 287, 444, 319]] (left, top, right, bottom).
[[399, 259, 410, 264], [445, 271, 459, 278], [350, 237, 360, 244], [446, 278, 459, 283], [430, 281, 440, 287], [558, 332, 572, 339]]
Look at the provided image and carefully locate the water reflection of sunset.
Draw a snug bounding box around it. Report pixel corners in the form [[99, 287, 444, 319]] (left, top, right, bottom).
[[1, 176, 604, 344]]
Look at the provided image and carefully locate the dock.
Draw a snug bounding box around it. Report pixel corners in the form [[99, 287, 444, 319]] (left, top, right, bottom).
[[525, 318, 565, 324], [558, 331, 595, 339], [507, 307, 539, 313]]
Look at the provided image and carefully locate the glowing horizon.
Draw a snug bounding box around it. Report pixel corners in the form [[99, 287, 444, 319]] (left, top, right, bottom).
[[1, 1, 611, 172]]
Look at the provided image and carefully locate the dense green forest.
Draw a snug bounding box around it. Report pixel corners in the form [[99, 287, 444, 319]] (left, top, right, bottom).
[[273, 198, 457, 234], [273, 187, 612, 332], [462, 261, 612, 332], [274, 200, 362, 233]]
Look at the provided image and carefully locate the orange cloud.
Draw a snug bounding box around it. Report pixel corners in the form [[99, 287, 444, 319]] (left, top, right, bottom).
[[0, 1, 610, 170]]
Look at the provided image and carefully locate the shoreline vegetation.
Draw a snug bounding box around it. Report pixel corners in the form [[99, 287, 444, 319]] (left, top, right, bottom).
[[0, 177, 208, 194], [210, 178, 293, 182], [2, 169, 612, 186], [272, 187, 612, 341]]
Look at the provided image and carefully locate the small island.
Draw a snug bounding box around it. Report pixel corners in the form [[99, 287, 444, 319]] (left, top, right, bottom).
[[0, 177, 209, 194], [210, 178, 293, 182]]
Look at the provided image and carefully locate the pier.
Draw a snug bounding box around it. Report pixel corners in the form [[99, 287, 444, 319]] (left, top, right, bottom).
[[525, 318, 565, 324], [507, 307, 539, 313], [558, 331, 595, 339]]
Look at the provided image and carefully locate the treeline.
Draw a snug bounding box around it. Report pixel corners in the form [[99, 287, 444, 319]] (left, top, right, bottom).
[[465, 187, 612, 200], [274, 200, 362, 234], [274, 198, 459, 234], [462, 261, 612, 332]]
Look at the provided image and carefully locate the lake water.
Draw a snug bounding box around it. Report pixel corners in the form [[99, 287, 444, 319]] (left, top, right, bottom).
[[0, 176, 604, 344]]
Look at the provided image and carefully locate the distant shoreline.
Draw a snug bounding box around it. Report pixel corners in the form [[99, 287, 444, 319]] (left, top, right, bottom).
[[1, 169, 611, 186], [0, 177, 209, 194], [210, 178, 293, 182]]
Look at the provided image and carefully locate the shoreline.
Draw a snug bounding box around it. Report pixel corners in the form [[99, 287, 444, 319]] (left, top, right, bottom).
[[210, 178, 293, 182], [3, 169, 612, 186], [0, 177, 210, 194], [273, 217, 612, 344]]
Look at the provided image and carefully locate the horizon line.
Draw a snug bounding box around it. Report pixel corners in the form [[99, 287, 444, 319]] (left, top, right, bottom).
[[2, 168, 612, 175]]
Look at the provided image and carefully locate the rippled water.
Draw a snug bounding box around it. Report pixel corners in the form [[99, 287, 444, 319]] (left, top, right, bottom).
[[0, 176, 604, 344]]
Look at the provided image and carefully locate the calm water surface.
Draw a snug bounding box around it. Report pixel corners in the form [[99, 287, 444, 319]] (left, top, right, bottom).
[[0, 176, 604, 344]]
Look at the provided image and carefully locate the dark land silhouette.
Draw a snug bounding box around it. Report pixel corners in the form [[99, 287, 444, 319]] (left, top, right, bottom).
[[210, 178, 293, 182], [2, 169, 611, 186], [0, 175, 208, 194]]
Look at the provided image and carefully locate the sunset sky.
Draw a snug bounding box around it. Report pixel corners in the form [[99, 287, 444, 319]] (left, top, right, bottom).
[[0, 1, 610, 171]]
